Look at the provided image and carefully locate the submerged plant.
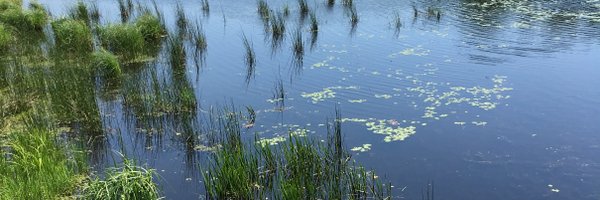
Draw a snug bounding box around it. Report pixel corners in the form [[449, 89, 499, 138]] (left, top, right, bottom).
[[51, 18, 93, 53], [135, 11, 165, 42], [84, 159, 160, 200]]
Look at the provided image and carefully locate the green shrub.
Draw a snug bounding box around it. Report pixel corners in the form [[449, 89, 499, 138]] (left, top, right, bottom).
[[135, 12, 164, 41], [84, 159, 160, 200], [99, 24, 145, 60], [92, 50, 121, 77], [0, 0, 20, 11], [51, 19, 92, 53]]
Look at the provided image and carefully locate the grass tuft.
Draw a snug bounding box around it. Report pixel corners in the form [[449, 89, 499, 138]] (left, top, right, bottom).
[[298, 0, 309, 15], [135, 11, 165, 42], [257, 0, 270, 20], [68, 1, 90, 23], [310, 12, 318, 32], [0, 1, 48, 32], [98, 23, 145, 61], [84, 159, 160, 200], [51, 18, 93, 53], [92, 49, 122, 77]]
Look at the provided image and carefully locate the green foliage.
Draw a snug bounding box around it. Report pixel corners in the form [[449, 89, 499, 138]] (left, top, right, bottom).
[[0, 22, 11, 47], [0, 2, 48, 32], [98, 23, 145, 61], [92, 50, 121, 77], [68, 1, 89, 23], [202, 110, 392, 199], [51, 19, 93, 53], [135, 12, 165, 42], [0, 128, 81, 200], [84, 159, 161, 200]]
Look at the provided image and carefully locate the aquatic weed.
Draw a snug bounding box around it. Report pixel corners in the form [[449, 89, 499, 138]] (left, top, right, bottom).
[[51, 18, 93, 53], [135, 11, 165, 42], [98, 23, 145, 61], [84, 159, 160, 200], [92, 49, 122, 78]]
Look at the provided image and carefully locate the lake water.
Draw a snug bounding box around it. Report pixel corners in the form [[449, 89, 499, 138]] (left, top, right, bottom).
[[38, 0, 600, 199]]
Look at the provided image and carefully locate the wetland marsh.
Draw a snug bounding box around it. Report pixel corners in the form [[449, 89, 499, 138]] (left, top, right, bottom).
[[1, 0, 600, 199]]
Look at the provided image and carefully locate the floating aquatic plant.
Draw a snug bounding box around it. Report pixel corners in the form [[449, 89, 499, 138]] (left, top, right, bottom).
[[365, 120, 416, 142], [351, 144, 372, 152]]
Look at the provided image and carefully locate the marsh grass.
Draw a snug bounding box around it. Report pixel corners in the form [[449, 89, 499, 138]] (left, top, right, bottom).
[[0, 1, 48, 32], [202, 109, 392, 199], [0, 22, 11, 48], [189, 21, 207, 68], [51, 18, 93, 53], [117, 0, 133, 22], [283, 4, 290, 17], [167, 34, 186, 71], [272, 79, 285, 109], [92, 49, 122, 78], [89, 2, 100, 23], [269, 11, 285, 47], [0, 127, 84, 200], [68, 1, 90, 24], [135, 11, 165, 42], [98, 23, 145, 61], [257, 0, 270, 20], [292, 29, 303, 58], [84, 159, 160, 200], [349, 7, 359, 25]]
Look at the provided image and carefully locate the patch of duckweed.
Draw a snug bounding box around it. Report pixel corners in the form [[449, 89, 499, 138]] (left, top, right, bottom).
[[389, 45, 430, 57], [351, 144, 372, 152], [472, 121, 488, 126], [301, 86, 358, 104], [348, 99, 367, 103], [374, 94, 392, 99], [194, 144, 221, 152], [365, 120, 416, 142], [256, 128, 310, 147]]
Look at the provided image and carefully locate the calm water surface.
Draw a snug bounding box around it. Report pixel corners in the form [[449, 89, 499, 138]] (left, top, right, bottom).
[[40, 0, 600, 199]]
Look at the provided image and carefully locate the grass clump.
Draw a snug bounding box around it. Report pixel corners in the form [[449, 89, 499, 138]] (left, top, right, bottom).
[[51, 19, 93, 53], [0, 128, 82, 200], [92, 50, 122, 77], [135, 12, 165, 42], [0, 1, 48, 32], [202, 109, 393, 199], [99, 23, 145, 61], [84, 159, 160, 200]]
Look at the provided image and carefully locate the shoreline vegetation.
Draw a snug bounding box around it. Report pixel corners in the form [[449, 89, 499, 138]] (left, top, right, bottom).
[[0, 0, 393, 199]]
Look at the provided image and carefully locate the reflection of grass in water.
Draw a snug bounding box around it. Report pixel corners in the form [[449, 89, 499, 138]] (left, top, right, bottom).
[[270, 11, 285, 45], [257, 0, 270, 20], [310, 12, 318, 33], [201, 0, 210, 13], [271, 79, 285, 109], [84, 159, 160, 200], [298, 0, 309, 15], [202, 109, 392, 199], [243, 34, 256, 83]]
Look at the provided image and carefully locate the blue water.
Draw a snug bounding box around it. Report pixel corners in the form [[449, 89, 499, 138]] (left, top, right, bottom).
[[40, 0, 600, 199]]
